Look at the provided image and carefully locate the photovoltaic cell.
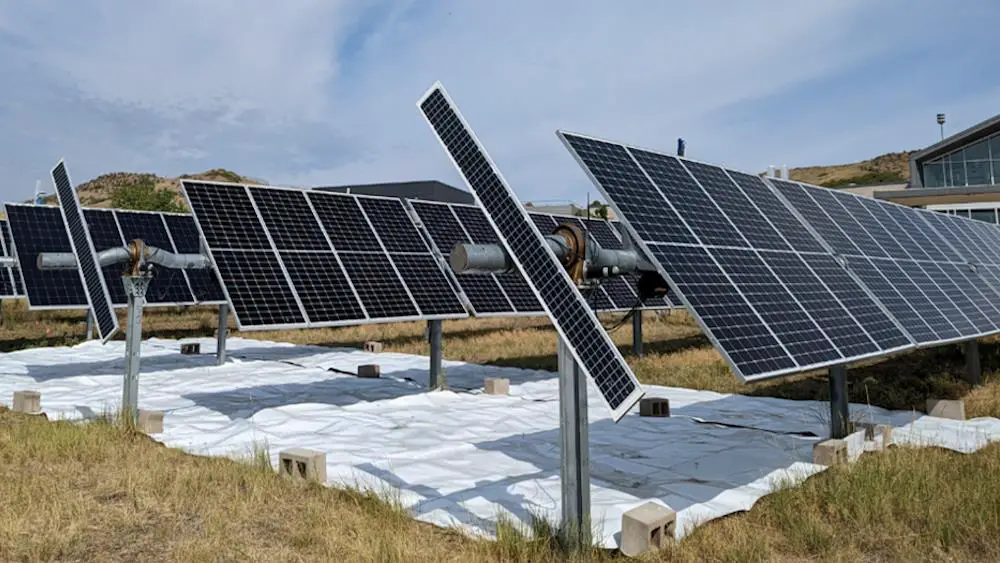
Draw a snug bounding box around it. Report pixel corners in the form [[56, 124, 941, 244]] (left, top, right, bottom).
[[0, 219, 20, 297], [161, 214, 227, 303], [52, 161, 118, 342], [418, 83, 644, 421], [83, 209, 128, 305], [116, 210, 197, 305]]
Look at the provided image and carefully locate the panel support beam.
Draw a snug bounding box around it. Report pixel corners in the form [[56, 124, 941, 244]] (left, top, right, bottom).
[[121, 273, 152, 424], [428, 319, 443, 389], [216, 303, 229, 366], [557, 335, 591, 552], [85, 310, 95, 340], [632, 311, 643, 357], [828, 365, 850, 439], [964, 340, 981, 386]]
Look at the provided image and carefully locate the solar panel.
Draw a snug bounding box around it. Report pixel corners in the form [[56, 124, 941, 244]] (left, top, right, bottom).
[[52, 161, 119, 342], [181, 181, 469, 331], [4, 203, 88, 309], [418, 83, 644, 421], [161, 214, 227, 303], [0, 219, 22, 298], [559, 131, 914, 381], [83, 209, 129, 305], [770, 178, 1000, 346]]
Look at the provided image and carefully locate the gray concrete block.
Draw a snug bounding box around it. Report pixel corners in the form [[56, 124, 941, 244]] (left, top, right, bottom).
[[11, 390, 41, 414], [620, 501, 676, 557], [364, 341, 384, 353], [926, 398, 965, 420], [639, 397, 670, 417], [484, 378, 509, 395], [137, 409, 164, 434], [812, 438, 847, 466], [279, 448, 327, 483], [180, 342, 201, 355], [358, 364, 381, 378], [858, 422, 893, 450]]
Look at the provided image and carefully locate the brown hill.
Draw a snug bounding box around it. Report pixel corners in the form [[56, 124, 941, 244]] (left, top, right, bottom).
[[36, 168, 261, 210], [782, 151, 915, 187]]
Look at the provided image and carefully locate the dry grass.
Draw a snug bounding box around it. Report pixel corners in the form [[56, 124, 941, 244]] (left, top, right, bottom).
[[2, 299, 1000, 561]]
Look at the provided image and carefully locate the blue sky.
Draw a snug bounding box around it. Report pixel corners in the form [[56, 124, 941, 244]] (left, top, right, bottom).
[[0, 0, 997, 205]]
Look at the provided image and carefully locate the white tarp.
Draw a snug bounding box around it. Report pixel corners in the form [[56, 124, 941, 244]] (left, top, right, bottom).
[[1, 336, 998, 547]]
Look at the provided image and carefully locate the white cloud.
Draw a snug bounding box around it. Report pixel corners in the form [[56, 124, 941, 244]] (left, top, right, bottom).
[[0, 0, 996, 203]]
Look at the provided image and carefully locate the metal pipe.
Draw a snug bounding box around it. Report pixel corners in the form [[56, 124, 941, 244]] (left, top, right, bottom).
[[428, 319, 443, 389], [451, 240, 643, 277], [632, 311, 643, 357], [964, 340, 981, 386], [38, 246, 210, 271], [216, 303, 229, 366], [558, 335, 591, 551], [828, 365, 850, 439], [0, 257, 15, 268]]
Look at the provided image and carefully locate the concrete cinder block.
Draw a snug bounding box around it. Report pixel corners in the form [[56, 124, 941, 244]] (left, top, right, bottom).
[[812, 438, 848, 466], [358, 364, 381, 378], [639, 397, 670, 417], [278, 448, 327, 483], [12, 390, 41, 414], [620, 501, 676, 557], [180, 342, 201, 355], [364, 341, 384, 353], [484, 378, 509, 395], [137, 409, 164, 434], [927, 398, 965, 420]]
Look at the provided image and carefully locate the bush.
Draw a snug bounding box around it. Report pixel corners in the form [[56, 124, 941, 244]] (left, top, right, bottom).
[[110, 178, 184, 213]]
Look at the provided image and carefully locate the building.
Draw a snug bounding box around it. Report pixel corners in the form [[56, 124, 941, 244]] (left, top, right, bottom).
[[314, 180, 475, 205], [874, 114, 1000, 223]]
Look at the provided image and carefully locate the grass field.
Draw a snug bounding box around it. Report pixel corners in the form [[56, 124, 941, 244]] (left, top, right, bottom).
[[2, 300, 1000, 562]]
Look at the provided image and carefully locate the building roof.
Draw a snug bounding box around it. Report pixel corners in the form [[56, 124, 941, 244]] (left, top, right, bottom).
[[875, 184, 1000, 206], [314, 180, 474, 204], [911, 114, 1000, 165]]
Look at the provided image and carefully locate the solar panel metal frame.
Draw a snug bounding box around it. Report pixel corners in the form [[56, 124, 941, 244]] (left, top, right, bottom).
[[51, 160, 119, 342], [0, 219, 22, 298], [4, 203, 227, 310], [558, 131, 917, 382], [768, 177, 1000, 349], [418, 82, 644, 421], [403, 198, 546, 318], [181, 179, 469, 332]]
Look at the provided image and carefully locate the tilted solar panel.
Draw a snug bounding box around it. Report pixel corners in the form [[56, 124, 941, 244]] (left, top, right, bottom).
[[418, 83, 644, 421], [181, 180, 469, 331], [559, 131, 915, 382], [52, 161, 119, 342]]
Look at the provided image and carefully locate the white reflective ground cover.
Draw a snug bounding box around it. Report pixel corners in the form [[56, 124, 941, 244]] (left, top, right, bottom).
[[1, 337, 998, 547]]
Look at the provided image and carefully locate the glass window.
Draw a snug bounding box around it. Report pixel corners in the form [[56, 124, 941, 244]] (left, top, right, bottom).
[[956, 209, 971, 218], [949, 154, 966, 186], [923, 161, 946, 187], [965, 139, 990, 160], [971, 209, 997, 223], [990, 134, 1000, 159], [967, 160, 991, 186], [993, 160, 1000, 184]]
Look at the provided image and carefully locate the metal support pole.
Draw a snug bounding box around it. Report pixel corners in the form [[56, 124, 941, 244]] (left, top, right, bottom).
[[964, 340, 981, 386], [121, 273, 152, 424], [216, 303, 229, 366], [828, 365, 850, 439], [557, 336, 591, 551], [85, 310, 95, 340], [632, 311, 643, 357], [428, 319, 443, 389]]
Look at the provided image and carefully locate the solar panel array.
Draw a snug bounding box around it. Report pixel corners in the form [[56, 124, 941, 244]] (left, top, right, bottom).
[[418, 83, 644, 421], [0, 220, 24, 298], [180, 180, 469, 331], [52, 161, 119, 342], [558, 131, 950, 382], [4, 203, 226, 311]]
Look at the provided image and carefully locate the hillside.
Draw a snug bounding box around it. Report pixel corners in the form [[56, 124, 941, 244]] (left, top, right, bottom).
[[36, 169, 262, 212], [784, 150, 914, 187]]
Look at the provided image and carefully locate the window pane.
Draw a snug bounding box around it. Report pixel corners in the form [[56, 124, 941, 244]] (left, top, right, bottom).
[[967, 160, 991, 186], [971, 209, 996, 223], [965, 139, 990, 160], [991, 135, 1000, 159], [923, 162, 946, 187], [956, 209, 971, 217], [950, 158, 966, 186], [993, 161, 1000, 184]]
